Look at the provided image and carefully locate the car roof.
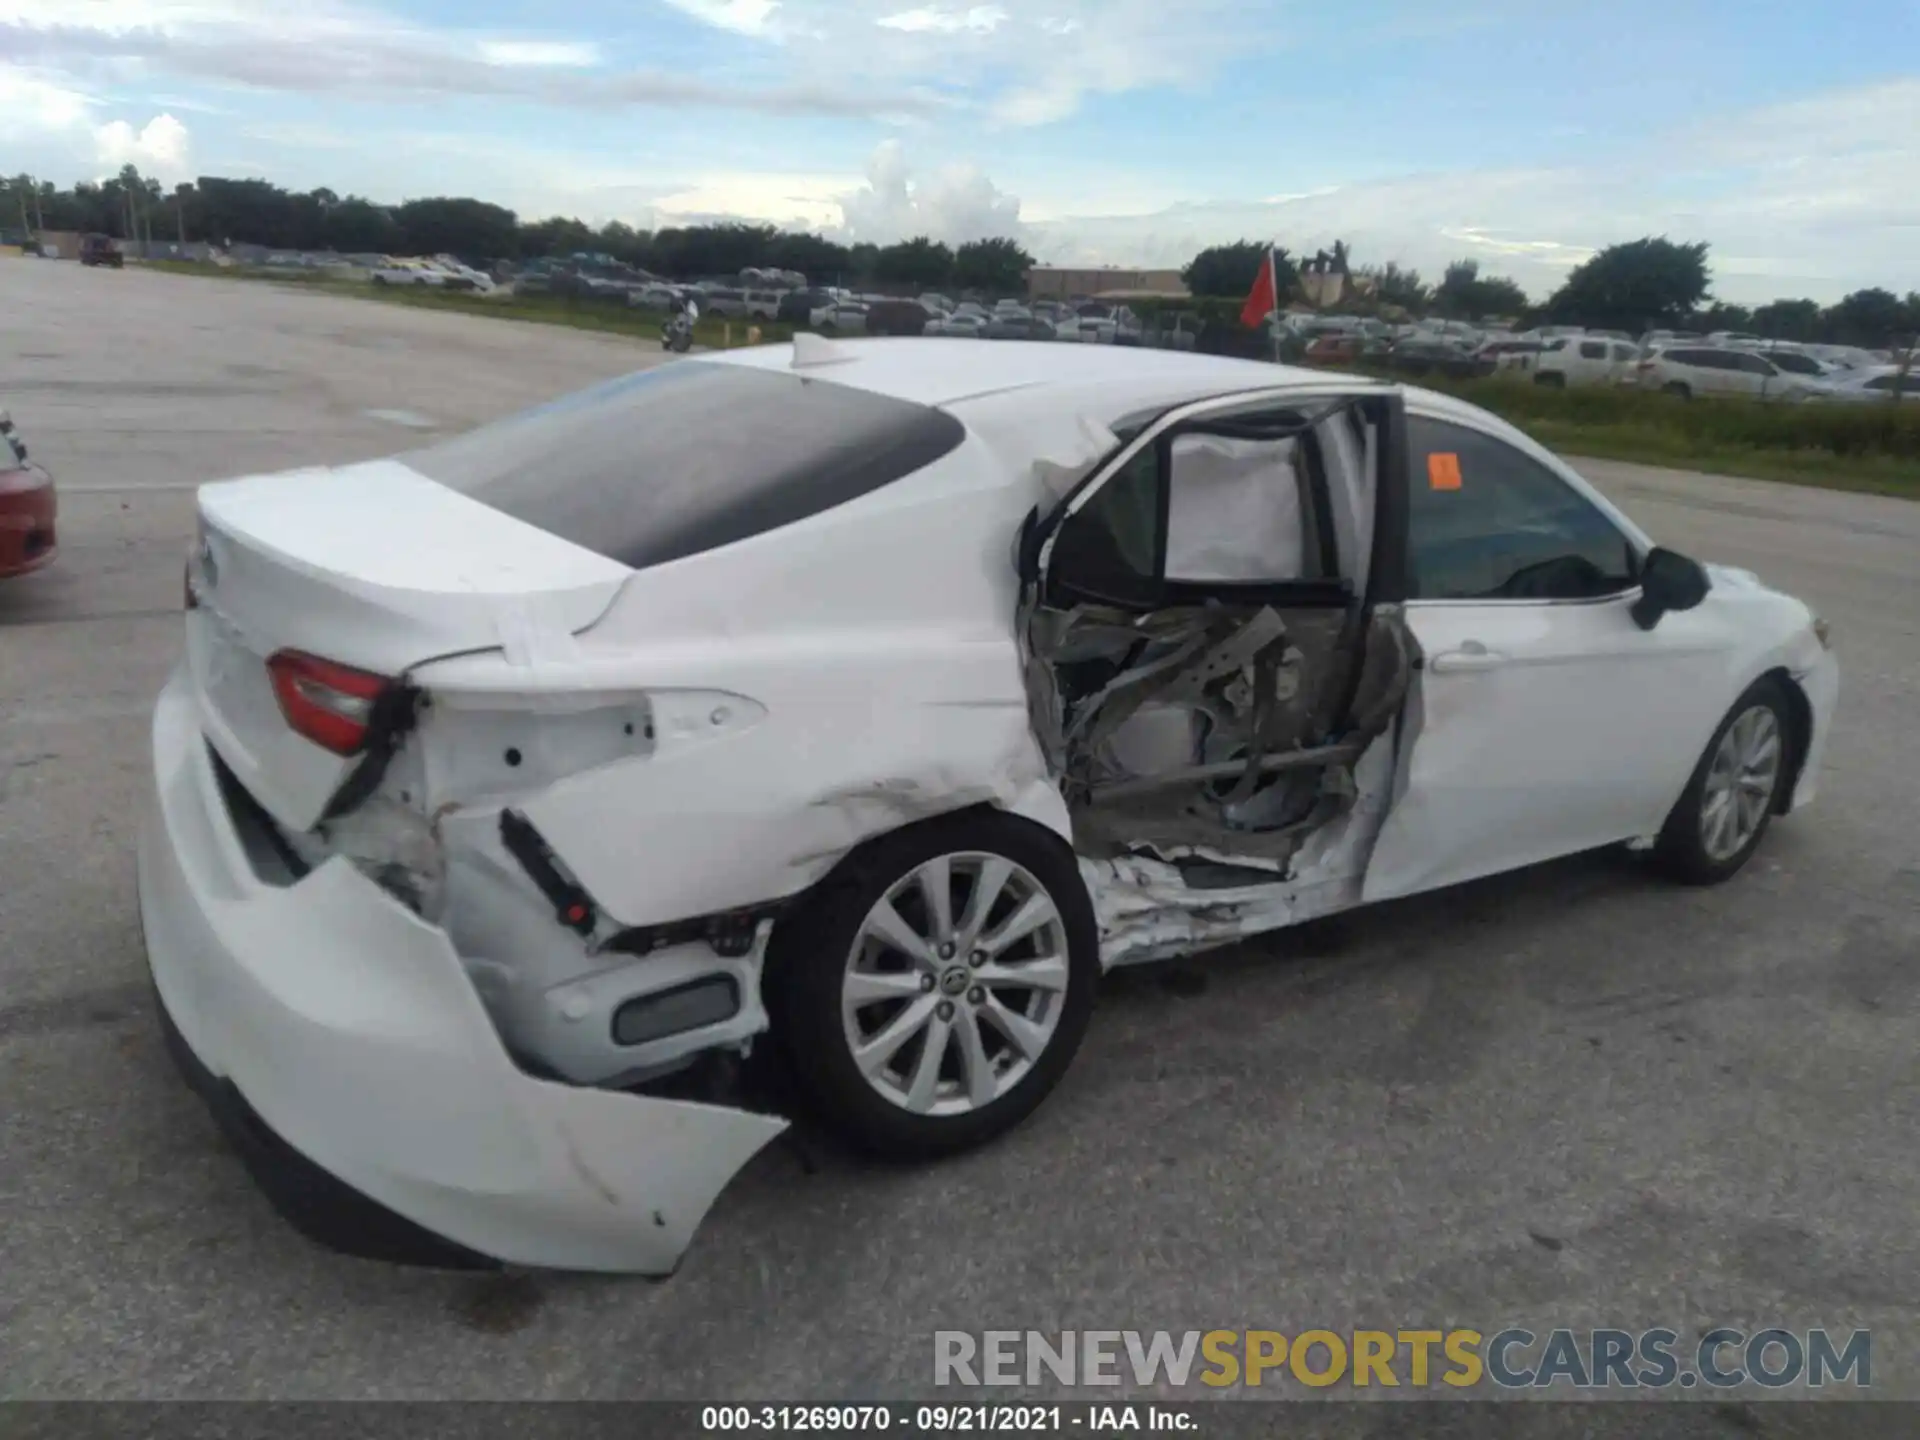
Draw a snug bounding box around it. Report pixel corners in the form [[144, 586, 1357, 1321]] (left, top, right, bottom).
[[698, 337, 1535, 452], [707, 337, 1334, 410]]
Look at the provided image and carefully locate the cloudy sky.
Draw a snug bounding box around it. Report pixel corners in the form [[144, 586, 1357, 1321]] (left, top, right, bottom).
[[3, 0, 1916, 301]]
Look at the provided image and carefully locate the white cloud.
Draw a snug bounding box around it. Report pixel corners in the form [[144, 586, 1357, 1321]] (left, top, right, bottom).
[[0, 60, 193, 182], [0, 64, 93, 133], [876, 6, 1007, 35], [476, 40, 602, 68], [1018, 82, 1920, 304], [654, 170, 860, 229], [833, 138, 1024, 245], [0, 0, 921, 117], [94, 111, 191, 178], [658, 0, 783, 38]]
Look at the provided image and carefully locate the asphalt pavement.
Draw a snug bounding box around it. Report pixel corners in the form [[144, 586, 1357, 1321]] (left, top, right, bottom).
[[2, 260, 1917, 1403]]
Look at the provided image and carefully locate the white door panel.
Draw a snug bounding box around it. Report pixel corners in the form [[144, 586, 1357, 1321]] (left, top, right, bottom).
[[1364, 595, 1735, 902]]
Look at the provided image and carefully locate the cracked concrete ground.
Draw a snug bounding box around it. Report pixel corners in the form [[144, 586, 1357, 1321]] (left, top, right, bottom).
[[2, 261, 1917, 1405]]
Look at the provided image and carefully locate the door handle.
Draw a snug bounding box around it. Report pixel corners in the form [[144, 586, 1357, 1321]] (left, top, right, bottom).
[[1430, 642, 1509, 673]]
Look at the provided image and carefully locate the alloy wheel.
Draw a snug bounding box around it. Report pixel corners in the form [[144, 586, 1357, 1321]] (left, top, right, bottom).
[[840, 852, 1071, 1117], [1699, 705, 1782, 862]]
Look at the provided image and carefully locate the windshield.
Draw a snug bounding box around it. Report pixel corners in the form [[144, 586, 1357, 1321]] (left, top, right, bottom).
[[406, 362, 967, 570]]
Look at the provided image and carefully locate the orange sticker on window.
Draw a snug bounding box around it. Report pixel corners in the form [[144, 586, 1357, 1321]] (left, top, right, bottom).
[[1427, 452, 1463, 490]]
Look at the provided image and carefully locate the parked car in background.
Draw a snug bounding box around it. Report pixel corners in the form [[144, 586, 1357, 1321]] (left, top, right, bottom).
[[703, 288, 751, 318], [0, 409, 56, 579], [628, 284, 683, 311], [552, 262, 651, 303], [1534, 336, 1640, 387], [936, 312, 989, 338], [1706, 331, 1763, 348], [866, 299, 933, 337], [1388, 336, 1495, 380], [1630, 345, 1827, 402], [80, 234, 123, 269], [1639, 329, 1703, 352], [1817, 367, 1915, 403], [920, 293, 954, 315], [1801, 344, 1882, 372], [1753, 346, 1838, 383], [372, 258, 484, 292], [1477, 338, 1548, 373], [431, 256, 496, 293], [1303, 333, 1369, 366], [1144, 312, 1202, 352], [772, 288, 824, 324], [817, 303, 870, 334], [739, 290, 784, 322], [984, 314, 1057, 341], [1060, 304, 1142, 346]]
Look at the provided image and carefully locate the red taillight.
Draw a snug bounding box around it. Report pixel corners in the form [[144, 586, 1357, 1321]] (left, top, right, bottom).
[[266, 650, 391, 756]]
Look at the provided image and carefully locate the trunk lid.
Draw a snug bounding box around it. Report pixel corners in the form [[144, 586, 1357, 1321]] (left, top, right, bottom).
[[187, 458, 632, 832]]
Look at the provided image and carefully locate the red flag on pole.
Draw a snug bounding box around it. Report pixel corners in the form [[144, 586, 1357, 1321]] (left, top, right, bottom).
[[1240, 247, 1277, 329]]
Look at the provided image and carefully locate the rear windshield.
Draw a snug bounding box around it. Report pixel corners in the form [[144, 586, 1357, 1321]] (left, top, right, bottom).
[[404, 362, 966, 570]]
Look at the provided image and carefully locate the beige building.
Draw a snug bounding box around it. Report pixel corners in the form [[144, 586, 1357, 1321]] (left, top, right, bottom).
[[1027, 266, 1189, 300]]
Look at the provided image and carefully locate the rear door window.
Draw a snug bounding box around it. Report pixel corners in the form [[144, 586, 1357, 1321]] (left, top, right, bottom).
[[405, 362, 966, 570]]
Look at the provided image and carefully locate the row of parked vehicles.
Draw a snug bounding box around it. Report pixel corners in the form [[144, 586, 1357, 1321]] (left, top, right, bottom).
[[500, 257, 1159, 344], [1291, 315, 1913, 403]]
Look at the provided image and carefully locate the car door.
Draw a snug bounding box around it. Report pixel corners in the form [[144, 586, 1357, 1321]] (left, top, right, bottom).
[[1361, 408, 1739, 903], [1737, 351, 1786, 400], [1024, 383, 1414, 873], [1575, 338, 1610, 383]]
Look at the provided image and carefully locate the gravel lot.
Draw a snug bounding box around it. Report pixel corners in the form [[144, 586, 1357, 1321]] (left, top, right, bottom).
[[3, 260, 1917, 1404]]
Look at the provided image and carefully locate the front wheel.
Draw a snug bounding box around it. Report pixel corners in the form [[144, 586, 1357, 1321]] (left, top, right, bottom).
[[766, 812, 1099, 1160], [1651, 680, 1794, 885]]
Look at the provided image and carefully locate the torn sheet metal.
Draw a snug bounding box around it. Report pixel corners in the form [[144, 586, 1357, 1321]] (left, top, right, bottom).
[[1082, 731, 1404, 967], [1021, 592, 1408, 867]]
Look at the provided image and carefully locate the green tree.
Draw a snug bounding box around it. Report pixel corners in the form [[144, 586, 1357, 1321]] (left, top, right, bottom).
[[1364, 261, 1430, 312], [1543, 237, 1710, 331], [1751, 298, 1820, 341], [1433, 259, 1528, 321], [394, 197, 518, 261], [873, 236, 955, 288], [763, 230, 854, 283], [1695, 302, 1755, 334], [519, 216, 598, 258], [1182, 240, 1295, 299], [1818, 288, 1916, 348], [323, 197, 399, 253], [952, 236, 1034, 294]]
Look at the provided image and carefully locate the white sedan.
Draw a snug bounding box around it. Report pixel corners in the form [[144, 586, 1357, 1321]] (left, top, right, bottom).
[[141, 339, 1838, 1274], [936, 312, 989, 338]]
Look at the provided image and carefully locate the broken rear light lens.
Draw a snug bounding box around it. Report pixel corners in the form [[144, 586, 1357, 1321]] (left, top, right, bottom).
[[267, 650, 391, 756]]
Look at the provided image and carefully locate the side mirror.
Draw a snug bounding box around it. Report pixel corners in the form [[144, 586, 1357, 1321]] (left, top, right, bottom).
[[1630, 547, 1711, 630]]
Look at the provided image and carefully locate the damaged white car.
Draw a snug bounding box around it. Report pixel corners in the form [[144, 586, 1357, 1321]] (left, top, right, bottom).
[[138, 337, 1839, 1275]]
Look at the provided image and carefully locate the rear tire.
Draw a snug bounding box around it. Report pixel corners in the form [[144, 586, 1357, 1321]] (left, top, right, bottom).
[[1535, 371, 1567, 387], [1650, 679, 1793, 885], [1663, 381, 1692, 400], [766, 811, 1099, 1161]]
